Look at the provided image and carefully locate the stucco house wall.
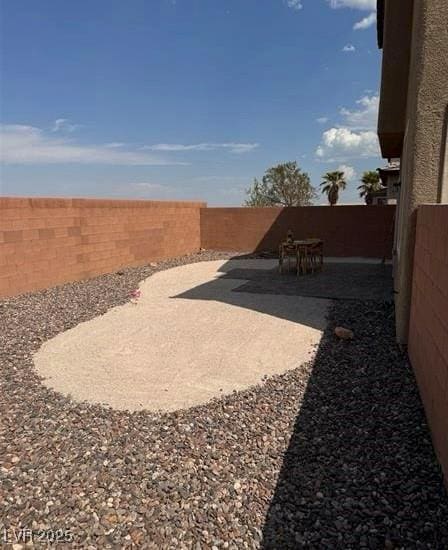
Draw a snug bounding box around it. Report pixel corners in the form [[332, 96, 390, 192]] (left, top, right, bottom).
[[378, 0, 448, 344]]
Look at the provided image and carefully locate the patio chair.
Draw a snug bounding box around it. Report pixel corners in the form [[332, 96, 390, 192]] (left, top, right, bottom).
[[296, 243, 309, 275], [297, 240, 323, 275], [306, 240, 323, 274], [279, 242, 298, 273]]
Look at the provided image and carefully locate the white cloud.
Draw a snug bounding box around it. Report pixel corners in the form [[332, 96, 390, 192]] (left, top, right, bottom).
[[51, 118, 79, 133], [316, 94, 380, 160], [353, 11, 376, 29], [337, 164, 357, 181], [316, 127, 380, 160], [0, 124, 184, 165], [0, 123, 258, 165], [340, 94, 379, 129], [328, 0, 376, 10], [146, 142, 259, 154], [286, 0, 303, 10], [104, 142, 126, 148], [342, 44, 356, 52], [317, 117, 329, 124]]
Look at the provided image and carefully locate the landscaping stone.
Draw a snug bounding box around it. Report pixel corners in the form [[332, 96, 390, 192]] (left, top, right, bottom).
[[0, 251, 447, 548], [334, 326, 354, 340]]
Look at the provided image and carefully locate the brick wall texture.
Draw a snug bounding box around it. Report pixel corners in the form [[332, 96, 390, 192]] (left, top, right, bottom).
[[200, 205, 396, 258], [408, 204, 448, 481], [0, 199, 396, 298], [0, 197, 205, 297]]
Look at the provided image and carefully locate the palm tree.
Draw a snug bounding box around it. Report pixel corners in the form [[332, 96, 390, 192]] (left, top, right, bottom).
[[320, 171, 347, 206], [358, 170, 382, 205]]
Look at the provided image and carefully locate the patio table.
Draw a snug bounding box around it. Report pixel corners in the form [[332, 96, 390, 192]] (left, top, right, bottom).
[[279, 239, 323, 275]]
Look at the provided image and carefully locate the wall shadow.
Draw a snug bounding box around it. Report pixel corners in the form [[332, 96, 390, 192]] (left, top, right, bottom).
[[172, 258, 328, 330], [173, 258, 393, 329], [174, 257, 448, 546], [200, 205, 396, 260], [261, 299, 448, 548]]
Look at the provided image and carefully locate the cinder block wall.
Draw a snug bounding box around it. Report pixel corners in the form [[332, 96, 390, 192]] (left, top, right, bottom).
[[200, 205, 396, 258], [0, 197, 205, 297], [0, 199, 396, 298], [408, 204, 448, 481]]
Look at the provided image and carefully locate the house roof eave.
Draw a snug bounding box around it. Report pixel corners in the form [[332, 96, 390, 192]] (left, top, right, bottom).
[[377, 0, 385, 49]]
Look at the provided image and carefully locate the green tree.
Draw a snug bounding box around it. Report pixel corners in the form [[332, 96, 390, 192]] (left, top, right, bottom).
[[244, 162, 316, 207], [358, 170, 382, 205], [320, 170, 347, 206], [244, 177, 273, 207]]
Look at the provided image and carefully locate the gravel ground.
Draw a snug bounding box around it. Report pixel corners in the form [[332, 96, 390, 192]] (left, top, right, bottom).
[[1, 251, 447, 549]]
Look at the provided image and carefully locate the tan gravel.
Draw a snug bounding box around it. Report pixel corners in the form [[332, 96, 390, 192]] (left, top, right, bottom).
[[33, 259, 329, 411]]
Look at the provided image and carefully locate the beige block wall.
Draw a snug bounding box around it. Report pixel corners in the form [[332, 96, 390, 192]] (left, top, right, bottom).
[[1, 199, 397, 298], [0, 197, 205, 297], [200, 205, 395, 258], [408, 205, 448, 481]]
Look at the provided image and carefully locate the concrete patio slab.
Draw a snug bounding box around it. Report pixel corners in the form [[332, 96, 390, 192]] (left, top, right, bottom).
[[228, 263, 393, 302], [33, 259, 329, 412]]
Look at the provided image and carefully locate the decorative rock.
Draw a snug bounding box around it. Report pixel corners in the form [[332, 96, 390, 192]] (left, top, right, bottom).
[[334, 326, 354, 340], [0, 251, 446, 548], [130, 529, 144, 545]]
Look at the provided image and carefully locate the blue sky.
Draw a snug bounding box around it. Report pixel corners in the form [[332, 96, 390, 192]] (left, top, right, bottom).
[[1, 0, 382, 205]]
